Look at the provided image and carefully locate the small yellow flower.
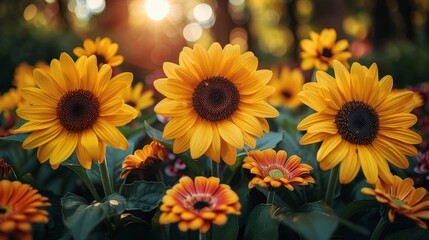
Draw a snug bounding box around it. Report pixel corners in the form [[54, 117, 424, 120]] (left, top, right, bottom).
[[361, 175, 429, 229], [120, 141, 166, 178], [268, 66, 304, 109], [13, 62, 50, 89], [300, 28, 351, 71], [0, 180, 51, 240], [243, 148, 314, 191], [122, 82, 154, 114], [159, 176, 241, 233], [73, 37, 124, 67], [0, 88, 23, 113]]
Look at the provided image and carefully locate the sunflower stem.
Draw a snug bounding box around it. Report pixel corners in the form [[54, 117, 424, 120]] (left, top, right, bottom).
[[311, 68, 317, 82], [99, 160, 113, 197], [211, 161, 219, 178], [324, 165, 339, 206], [370, 217, 388, 240]]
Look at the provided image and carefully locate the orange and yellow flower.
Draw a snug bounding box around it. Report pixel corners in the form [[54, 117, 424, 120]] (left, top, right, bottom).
[[73, 37, 124, 67], [154, 43, 279, 165], [243, 148, 315, 191], [300, 28, 351, 71], [0, 88, 23, 113], [0, 180, 50, 240], [120, 141, 166, 178], [298, 61, 421, 184], [361, 175, 429, 229], [159, 176, 241, 233], [12, 53, 138, 169], [122, 82, 154, 114], [268, 66, 304, 109]]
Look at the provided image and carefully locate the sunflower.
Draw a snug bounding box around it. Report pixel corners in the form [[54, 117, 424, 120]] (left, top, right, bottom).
[[268, 66, 304, 109], [297, 61, 422, 184], [12, 53, 138, 169], [391, 88, 424, 108], [0, 180, 51, 240], [73, 37, 124, 67], [13, 62, 50, 89], [361, 175, 429, 229], [122, 82, 154, 115], [120, 140, 166, 178], [300, 28, 352, 71], [154, 43, 279, 165], [159, 176, 241, 233], [243, 148, 314, 191]]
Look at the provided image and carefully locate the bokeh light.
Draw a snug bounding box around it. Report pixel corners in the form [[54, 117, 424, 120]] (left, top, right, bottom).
[[145, 0, 170, 21], [183, 23, 203, 42]]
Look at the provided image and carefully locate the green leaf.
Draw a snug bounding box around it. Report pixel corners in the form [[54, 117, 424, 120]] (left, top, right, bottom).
[[341, 199, 380, 219], [212, 215, 239, 240], [274, 201, 369, 240], [385, 227, 429, 240], [121, 180, 166, 212], [0, 133, 29, 143], [64, 163, 101, 202], [61, 193, 126, 240], [144, 121, 201, 176], [238, 131, 283, 156], [243, 204, 280, 240]]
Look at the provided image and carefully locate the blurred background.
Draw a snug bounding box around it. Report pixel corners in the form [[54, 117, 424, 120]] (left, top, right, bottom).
[[1, 0, 429, 93]]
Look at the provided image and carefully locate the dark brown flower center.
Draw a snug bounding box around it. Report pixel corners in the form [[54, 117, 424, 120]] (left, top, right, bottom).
[[96, 54, 107, 67], [281, 91, 292, 99], [192, 76, 240, 122], [193, 201, 211, 210], [335, 101, 379, 145], [0, 207, 6, 214], [126, 101, 137, 108], [56, 89, 100, 133], [321, 48, 333, 58]]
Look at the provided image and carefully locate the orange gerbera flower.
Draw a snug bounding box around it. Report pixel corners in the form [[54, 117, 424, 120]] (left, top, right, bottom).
[[243, 148, 315, 191], [300, 28, 351, 71], [361, 175, 429, 229], [73, 37, 123, 67], [159, 176, 241, 233], [0, 180, 51, 240], [120, 141, 166, 178]]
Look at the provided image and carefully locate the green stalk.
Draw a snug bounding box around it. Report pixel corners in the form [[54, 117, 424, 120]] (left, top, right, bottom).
[[211, 160, 219, 178], [99, 160, 113, 196], [199, 230, 207, 240], [370, 217, 388, 240], [267, 188, 276, 205], [324, 165, 339, 206]]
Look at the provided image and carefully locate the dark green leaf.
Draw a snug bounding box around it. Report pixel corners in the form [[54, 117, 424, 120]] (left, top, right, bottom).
[[274, 201, 369, 240], [144, 121, 201, 176], [64, 163, 101, 202], [121, 180, 166, 212], [238, 131, 283, 156], [0, 133, 29, 143], [212, 215, 239, 240], [243, 204, 280, 240], [61, 193, 126, 240], [341, 199, 380, 219], [385, 227, 429, 240]]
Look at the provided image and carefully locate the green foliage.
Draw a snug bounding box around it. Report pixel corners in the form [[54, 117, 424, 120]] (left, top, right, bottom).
[[243, 204, 280, 240], [121, 181, 166, 212], [274, 201, 369, 240], [212, 215, 240, 240], [61, 193, 126, 240]]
